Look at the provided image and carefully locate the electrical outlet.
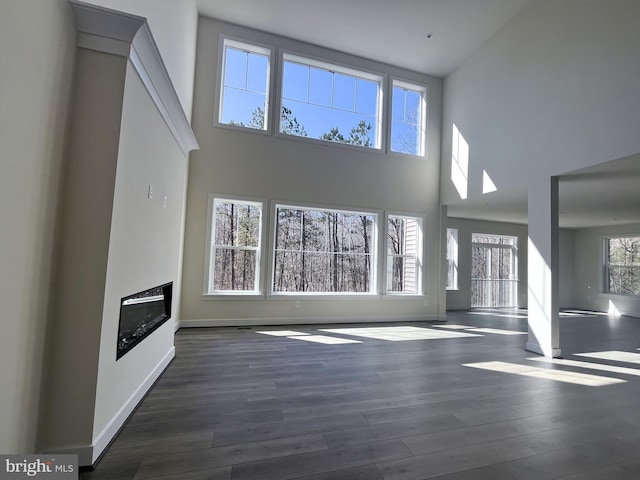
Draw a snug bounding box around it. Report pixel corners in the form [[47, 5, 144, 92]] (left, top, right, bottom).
[[147, 185, 153, 199], [294, 301, 300, 308], [163, 195, 168, 208]]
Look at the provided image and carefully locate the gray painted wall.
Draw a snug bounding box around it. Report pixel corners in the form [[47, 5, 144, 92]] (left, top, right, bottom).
[[180, 18, 444, 325], [441, 0, 640, 208], [0, 0, 76, 454], [573, 223, 640, 318]]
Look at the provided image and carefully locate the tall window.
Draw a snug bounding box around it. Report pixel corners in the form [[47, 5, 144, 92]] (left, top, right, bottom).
[[208, 198, 263, 293], [219, 39, 271, 130], [471, 233, 518, 308], [391, 80, 426, 156], [386, 215, 422, 294], [606, 236, 640, 295], [280, 53, 382, 148], [273, 205, 376, 293], [446, 228, 459, 290]]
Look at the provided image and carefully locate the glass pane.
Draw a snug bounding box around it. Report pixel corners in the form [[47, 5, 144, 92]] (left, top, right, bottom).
[[224, 48, 247, 89], [355, 79, 378, 116], [275, 208, 302, 250], [405, 90, 421, 124], [309, 68, 332, 106], [391, 87, 404, 122], [273, 251, 303, 292], [282, 62, 309, 102], [273, 207, 374, 293], [333, 73, 355, 111], [221, 87, 266, 128], [247, 53, 268, 93], [303, 210, 328, 252], [391, 120, 419, 155], [235, 203, 261, 247], [213, 248, 256, 291], [387, 217, 405, 255]]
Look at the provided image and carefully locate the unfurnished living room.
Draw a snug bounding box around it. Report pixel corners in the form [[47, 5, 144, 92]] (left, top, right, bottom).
[[2, 0, 640, 479]]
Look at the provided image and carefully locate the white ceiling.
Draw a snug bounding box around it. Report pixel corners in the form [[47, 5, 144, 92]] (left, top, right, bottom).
[[447, 154, 640, 229], [196, 0, 640, 229], [196, 0, 532, 77]]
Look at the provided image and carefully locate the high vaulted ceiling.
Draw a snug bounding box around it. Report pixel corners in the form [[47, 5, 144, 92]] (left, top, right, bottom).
[[196, 0, 640, 229], [196, 0, 532, 78]]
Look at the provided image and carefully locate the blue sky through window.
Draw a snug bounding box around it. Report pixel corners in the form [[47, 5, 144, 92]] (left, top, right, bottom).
[[220, 40, 426, 155]]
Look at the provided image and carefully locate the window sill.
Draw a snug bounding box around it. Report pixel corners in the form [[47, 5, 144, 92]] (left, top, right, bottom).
[[202, 293, 264, 301]]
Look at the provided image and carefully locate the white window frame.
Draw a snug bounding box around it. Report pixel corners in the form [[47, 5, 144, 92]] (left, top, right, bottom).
[[204, 195, 266, 297], [603, 235, 640, 296], [446, 228, 459, 291], [389, 79, 427, 157], [277, 51, 384, 150], [215, 36, 274, 133], [269, 201, 379, 296], [384, 213, 424, 295]]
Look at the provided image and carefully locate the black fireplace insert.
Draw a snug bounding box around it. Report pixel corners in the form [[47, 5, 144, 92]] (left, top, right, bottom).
[[116, 282, 172, 359]]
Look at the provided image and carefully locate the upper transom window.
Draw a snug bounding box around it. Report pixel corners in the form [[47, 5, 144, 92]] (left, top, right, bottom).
[[219, 39, 271, 130], [280, 53, 382, 148], [391, 80, 426, 156]]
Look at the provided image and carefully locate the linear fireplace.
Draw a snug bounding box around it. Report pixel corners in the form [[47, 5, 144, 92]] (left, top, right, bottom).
[[117, 282, 172, 359]]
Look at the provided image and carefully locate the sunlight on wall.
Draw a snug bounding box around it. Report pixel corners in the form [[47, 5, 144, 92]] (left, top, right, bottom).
[[451, 124, 469, 200], [608, 299, 621, 317], [482, 170, 497, 194], [527, 238, 552, 354]]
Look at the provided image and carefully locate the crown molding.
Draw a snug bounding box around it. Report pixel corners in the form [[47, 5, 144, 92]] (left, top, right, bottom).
[[69, 1, 198, 155]]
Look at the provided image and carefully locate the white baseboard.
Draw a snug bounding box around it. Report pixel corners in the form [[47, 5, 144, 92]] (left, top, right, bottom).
[[179, 314, 442, 328], [90, 346, 175, 465], [526, 341, 561, 358], [46, 347, 176, 467]]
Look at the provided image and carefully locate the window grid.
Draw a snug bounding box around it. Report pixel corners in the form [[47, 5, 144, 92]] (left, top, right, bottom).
[[386, 215, 422, 294], [209, 198, 263, 294], [605, 236, 640, 296], [273, 205, 377, 294]]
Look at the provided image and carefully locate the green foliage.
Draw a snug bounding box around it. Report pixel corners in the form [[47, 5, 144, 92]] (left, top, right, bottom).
[[280, 106, 307, 137], [320, 120, 372, 147]]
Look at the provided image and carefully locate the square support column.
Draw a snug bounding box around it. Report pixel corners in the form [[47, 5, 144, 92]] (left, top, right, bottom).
[[526, 176, 561, 357]]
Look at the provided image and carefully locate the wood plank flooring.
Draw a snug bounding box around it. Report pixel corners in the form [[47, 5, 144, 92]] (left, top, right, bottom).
[[81, 310, 640, 480]]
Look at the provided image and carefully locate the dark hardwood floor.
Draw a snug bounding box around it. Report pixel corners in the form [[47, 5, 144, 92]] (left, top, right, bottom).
[[81, 310, 640, 479]]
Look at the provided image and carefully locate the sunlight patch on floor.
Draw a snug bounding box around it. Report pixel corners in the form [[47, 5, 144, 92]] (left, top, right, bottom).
[[320, 326, 482, 341], [431, 324, 476, 330], [529, 357, 640, 376], [575, 351, 640, 364], [287, 335, 362, 344], [257, 330, 310, 337], [463, 361, 626, 386], [467, 328, 527, 335]]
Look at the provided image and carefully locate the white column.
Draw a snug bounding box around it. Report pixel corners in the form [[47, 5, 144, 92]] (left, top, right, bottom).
[[526, 176, 561, 357]]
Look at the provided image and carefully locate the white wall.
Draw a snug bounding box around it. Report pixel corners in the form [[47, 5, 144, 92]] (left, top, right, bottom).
[[0, 0, 76, 454], [82, 0, 198, 118], [441, 0, 640, 207], [180, 18, 444, 325], [92, 60, 189, 447], [573, 223, 640, 318]]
